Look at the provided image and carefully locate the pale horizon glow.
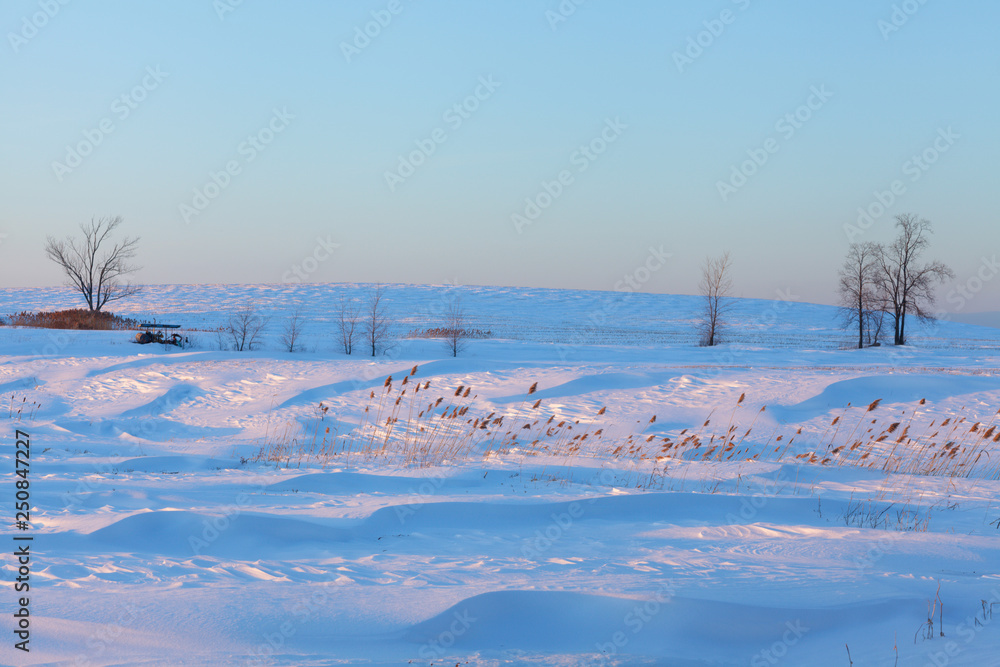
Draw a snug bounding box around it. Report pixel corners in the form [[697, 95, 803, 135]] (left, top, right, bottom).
[[1, 0, 998, 319]]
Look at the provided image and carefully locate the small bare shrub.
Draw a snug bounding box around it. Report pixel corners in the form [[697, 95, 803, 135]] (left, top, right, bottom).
[[280, 308, 304, 352], [408, 326, 491, 339], [337, 294, 360, 355], [221, 302, 269, 351], [363, 284, 391, 357], [698, 251, 733, 347], [444, 299, 467, 357]]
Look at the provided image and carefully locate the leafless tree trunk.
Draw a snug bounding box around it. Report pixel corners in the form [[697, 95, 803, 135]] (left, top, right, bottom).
[[224, 301, 269, 351], [874, 214, 954, 345], [866, 309, 886, 347], [44, 216, 141, 311], [444, 299, 468, 358], [363, 284, 391, 357], [838, 242, 883, 349], [336, 294, 360, 355], [698, 251, 733, 347], [280, 308, 304, 352]]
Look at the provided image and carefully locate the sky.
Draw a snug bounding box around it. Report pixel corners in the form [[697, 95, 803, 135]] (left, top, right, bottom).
[[1, 0, 998, 317]]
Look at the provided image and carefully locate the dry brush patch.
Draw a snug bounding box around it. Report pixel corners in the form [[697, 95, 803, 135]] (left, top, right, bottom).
[[247, 379, 1000, 485], [4, 309, 139, 330], [5, 395, 41, 422], [406, 327, 492, 339]]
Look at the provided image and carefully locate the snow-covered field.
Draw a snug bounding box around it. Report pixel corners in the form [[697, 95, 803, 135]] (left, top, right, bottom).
[[3, 284, 1000, 666]]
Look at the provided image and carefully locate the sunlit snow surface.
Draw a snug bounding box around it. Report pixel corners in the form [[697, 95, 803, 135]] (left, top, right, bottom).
[[2, 284, 1000, 666]]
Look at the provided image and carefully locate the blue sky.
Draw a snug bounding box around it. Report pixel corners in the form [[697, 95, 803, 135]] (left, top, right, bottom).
[[1, 0, 997, 315]]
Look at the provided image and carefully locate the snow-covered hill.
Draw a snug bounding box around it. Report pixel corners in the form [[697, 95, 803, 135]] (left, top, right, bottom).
[[1, 284, 999, 665], [3, 282, 1000, 351]]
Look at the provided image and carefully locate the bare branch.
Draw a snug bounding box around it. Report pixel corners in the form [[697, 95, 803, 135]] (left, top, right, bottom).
[[363, 284, 392, 357], [222, 301, 269, 351], [698, 251, 733, 347], [872, 215, 954, 345], [43, 216, 141, 312], [838, 241, 885, 348], [443, 299, 468, 358], [336, 294, 361, 355], [280, 308, 304, 353]]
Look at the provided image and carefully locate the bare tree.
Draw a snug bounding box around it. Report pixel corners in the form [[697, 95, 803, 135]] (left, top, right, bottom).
[[838, 242, 885, 349], [336, 294, 361, 355], [443, 299, 468, 358], [280, 308, 304, 352], [698, 251, 733, 347], [223, 301, 269, 351], [362, 284, 391, 357], [866, 306, 887, 347], [874, 214, 954, 345], [44, 216, 141, 311]]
